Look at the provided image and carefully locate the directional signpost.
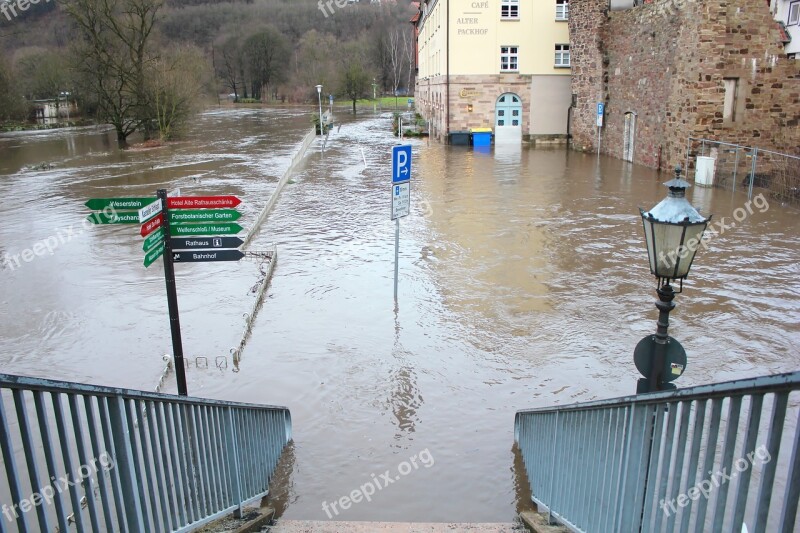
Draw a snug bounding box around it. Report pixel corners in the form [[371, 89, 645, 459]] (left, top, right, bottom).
[[168, 196, 241, 209], [169, 209, 241, 223], [138, 199, 162, 223], [143, 228, 165, 251], [172, 250, 245, 263], [170, 237, 244, 250], [85, 198, 155, 211], [140, 214, 164, 238], [85, 190, 245, 396], [86, 212, 140, 224], [391, 145, 412, 303], [144, 241, 165, 268], [170, 223, 243, 236]]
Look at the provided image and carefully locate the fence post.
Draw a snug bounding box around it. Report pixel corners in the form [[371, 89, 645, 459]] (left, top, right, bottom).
[[108, 396, 145, 532], [749, 147, 758, 200], [225, 407, 243, 518], [546, 411, 560, 524]]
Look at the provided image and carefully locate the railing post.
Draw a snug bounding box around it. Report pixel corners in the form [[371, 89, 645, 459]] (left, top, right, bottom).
[[545, 410, 559, 524], [0, 392, 31, 533], [748, 147, 758, 199], [108, 396, 145, 532], [225, 407, 243, 519]]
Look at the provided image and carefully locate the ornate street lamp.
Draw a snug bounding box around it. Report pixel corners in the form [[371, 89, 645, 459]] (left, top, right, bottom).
[[634, 166, 712, 393], [315, 84, 323, 134]]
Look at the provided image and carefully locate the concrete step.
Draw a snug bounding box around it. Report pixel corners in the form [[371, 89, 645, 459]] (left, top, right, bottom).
[[263, 521, 527, 533], [199, 508, 565, 533]]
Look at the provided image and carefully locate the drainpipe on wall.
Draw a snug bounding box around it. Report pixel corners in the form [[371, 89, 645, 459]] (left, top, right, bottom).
[[446, 0, 450, 143], [566, 107, 572, 145]]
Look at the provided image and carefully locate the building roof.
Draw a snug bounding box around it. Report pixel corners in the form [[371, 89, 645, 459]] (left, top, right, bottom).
[[776, 21, 791, 44]]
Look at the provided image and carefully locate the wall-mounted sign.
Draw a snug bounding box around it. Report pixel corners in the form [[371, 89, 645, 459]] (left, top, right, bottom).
[[459, 88, 480, 99]]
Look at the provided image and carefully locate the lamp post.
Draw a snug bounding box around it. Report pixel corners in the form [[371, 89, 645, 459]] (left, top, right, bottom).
[[315, 84, 323, 134], [634, 166, 712, 393]]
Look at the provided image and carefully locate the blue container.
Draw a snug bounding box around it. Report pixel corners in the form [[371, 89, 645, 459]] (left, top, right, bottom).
[[471, 129, 492, 147]]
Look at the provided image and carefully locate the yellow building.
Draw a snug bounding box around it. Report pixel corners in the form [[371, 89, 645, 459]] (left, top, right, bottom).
[[413, 0, 572, 144]]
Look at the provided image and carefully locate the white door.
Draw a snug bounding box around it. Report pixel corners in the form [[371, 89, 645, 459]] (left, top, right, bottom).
[[495, 93, 523, 144]]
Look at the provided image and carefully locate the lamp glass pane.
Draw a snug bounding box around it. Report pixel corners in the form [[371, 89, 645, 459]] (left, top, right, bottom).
[[652, 221, 708, 278], [674, 222, 707, 278], [641, 216, 657, 274]]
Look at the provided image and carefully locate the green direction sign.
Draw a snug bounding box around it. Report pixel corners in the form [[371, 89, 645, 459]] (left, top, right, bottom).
[[85, 198, 155, 211], [169, 209, 241, 223], [143, 241, 165, 268], [143, 228, 165, 252], [86, 212, 140, 224], [170, 223, 243, 237]]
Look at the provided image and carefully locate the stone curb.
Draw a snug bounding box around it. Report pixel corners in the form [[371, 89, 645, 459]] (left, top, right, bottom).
[[519, 511, 570, 533]]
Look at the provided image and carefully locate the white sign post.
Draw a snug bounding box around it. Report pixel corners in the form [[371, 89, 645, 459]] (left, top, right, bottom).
[[596, 102, 604, 156], [392, 183, 410, 220], [138, 198, 162, 223], [391, 145, 412, 303]]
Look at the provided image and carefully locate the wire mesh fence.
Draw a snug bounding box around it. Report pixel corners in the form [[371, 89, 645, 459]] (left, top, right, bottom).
[[685, 138, 800, 206]]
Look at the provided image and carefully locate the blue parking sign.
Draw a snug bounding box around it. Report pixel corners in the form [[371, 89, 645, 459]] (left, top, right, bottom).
[[392, 145, 412, 184]]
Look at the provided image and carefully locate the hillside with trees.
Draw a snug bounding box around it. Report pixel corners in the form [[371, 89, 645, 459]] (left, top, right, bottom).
[[0, 0, 416, 145]]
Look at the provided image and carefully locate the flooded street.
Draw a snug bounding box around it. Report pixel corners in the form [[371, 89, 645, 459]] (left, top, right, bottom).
[[1, 108, 799, 523]]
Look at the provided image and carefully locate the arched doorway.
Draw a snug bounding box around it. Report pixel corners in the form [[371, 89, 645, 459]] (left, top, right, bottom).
[[623, 112, 636, 162], [495, 93, 523, 144]]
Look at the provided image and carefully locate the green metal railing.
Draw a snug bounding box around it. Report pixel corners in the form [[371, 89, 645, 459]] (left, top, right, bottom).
[[515, 371, 800, 533], [0, 373, 291, 532]]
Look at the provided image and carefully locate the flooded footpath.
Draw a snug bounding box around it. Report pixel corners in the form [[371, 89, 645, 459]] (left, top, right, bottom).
[[1, 108, 798, 522]]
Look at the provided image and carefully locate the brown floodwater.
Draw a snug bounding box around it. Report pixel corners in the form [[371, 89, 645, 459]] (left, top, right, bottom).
[[1, 108, 798, 523]]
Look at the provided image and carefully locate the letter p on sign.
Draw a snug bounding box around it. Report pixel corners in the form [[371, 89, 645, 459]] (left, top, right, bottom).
[[392, 145, 412, 184]]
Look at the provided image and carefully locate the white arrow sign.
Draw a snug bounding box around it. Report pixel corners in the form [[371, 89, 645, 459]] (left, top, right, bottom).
[[138, 198, 162, 223]]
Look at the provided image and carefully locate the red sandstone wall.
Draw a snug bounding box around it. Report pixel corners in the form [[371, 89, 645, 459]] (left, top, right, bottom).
[[570, 0, 800, 170], [568, 0, 607, 153]]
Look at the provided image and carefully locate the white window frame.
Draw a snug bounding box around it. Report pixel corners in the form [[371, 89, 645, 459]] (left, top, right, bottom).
[[501, 0, 519, 19], [556, 0, 569, 21], [555, 44, 570, 67], [789, 1, 800, 25], [500, 46, 519, 72]]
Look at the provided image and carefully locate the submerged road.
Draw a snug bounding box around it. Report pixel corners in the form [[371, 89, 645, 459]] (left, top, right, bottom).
[[1, 108, 798, 522]]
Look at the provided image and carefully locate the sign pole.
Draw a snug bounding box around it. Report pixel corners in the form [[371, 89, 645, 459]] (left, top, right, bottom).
[[157, 189, 188, 396], [394, 217, 400, 302], [391, 145, 412, 305], [597, 126, 601, 156]]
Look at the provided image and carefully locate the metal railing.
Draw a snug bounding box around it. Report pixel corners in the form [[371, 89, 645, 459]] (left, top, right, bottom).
[[0, 373, 292, 533], [515, 371, 800, 533], [685, 137, 800, 205]]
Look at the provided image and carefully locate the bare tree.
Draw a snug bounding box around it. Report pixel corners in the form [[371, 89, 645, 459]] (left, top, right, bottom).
[[403, 28, 415, 96], [62, 0, 162, 147], [149, 45, 208, 141], [388, 27, 404, 96], [216, 35, 244, 101]]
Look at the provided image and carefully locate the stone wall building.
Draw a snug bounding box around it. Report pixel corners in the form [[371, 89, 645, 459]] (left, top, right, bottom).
[[569, 0, 800, 171]]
